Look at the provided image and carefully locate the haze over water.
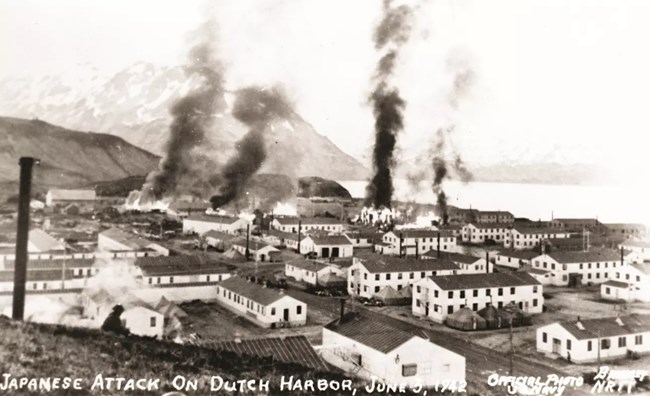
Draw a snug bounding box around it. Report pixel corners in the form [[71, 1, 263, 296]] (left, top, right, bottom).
[[339, 179, 650, 227]]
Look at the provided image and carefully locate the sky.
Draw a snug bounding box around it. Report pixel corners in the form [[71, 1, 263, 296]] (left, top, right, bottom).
[[1, 0, 650, 182]]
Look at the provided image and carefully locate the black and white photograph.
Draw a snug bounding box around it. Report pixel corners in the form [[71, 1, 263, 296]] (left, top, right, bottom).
[[0, 0, 649, 395]]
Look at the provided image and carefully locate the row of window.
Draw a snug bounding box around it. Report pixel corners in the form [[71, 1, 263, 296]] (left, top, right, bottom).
[[615, 272, 642, 282], [417, 299, 536, 313], [353, 270, 451, 281], [216, 286, 303, 316], [541, 333, 643, 349], [534, 261, 620, 270], [415, 285, 539, 298]]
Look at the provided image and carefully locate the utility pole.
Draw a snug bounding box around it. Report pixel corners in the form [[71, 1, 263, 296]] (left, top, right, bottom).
[[597, 330, 601, 371], [509, 316, 514, 375]]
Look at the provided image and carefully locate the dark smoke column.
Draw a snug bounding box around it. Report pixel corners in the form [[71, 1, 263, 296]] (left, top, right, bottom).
[[210, 87, 292, 208], [142, 25, 224, 202], [366, 0, 414, 209]]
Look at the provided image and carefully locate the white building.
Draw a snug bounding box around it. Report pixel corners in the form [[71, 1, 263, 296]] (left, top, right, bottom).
[[201, 230, 235, 250], [620, 240, 650, 262], [348, 256, 460, 299], [321, 313, 465, 387], [359, 207, 396, 226], [504, 226, 570, 250], [422, 251, 491, 274], [271, 216, 344, 234], [495, 249, 539, 269], [122, 306, 165, 338], [461, 223, 511, 244], [344, 231, 384, 248], [377, 230, 456, 256], [182, 214, 250, 235], [135, 255, 232, 286], [412, 272, 543, 323], [601, 263, 650, 302], [285, 259, 346, 286], [300, 235, 353, 258], [536, 315, 650, 363], [0, 268, 86, 292], [98, 228, 169, 256], [45, 188, 96, 207], [231, 238, 280, 262], [215, 276, 307, 328], [529, 249, 628, 286]]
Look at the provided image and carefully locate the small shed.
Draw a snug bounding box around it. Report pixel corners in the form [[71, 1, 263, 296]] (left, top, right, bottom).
[[478, 304, 502, 329], [446, 307, 487, 331], [373, 285, 409, 305], [317, 272, 347, 288]]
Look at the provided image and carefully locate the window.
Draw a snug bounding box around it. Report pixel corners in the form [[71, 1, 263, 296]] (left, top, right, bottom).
[[542, 332, 547, 343], [601, 339, 611, 350], [364, 273, 368, 280], [533, 299, 538, 307], [473, 290, 478, 297], [587, 341, 592, 351], [618, 337, 627, 347], [460, 291, 465, 299], [375, 286, 380, 293], [498, 288, 503, 296], [510, 287, 515, 295], [150, 317, 157, 327], [398, 273, 403, 280], [472, 303, 478, 311], [169, 276, 174, 284], [386, 274, 391, 280], [297, 306, 302, 315], [434, 290, 439, 298], [402, 364, 417, 377], [409, 273, 414, 279], [157, 277, 161, 284], [579, 264, 583, 270], [421, 271, 425, 278], [206, 275, 211, 282], [271, 308, 276, 316], [375, 274, 380, 281], [416, 286, 421, 293], [533, 286, 538, 293], [567, 339, 572, 350], [447, 306, 453, 314], [148, 278, 152, 285], [486, 289, 491, 296], [448, 291, 454, 298], [635, 335, 642, 345]]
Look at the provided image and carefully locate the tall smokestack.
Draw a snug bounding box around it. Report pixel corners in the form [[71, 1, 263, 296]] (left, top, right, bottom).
[[13, 157, 38, 320], [365, 0, 414, 209], [245, 224, 250, 260]]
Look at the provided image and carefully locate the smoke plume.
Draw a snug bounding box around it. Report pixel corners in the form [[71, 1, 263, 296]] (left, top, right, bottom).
[[365, 0, 414, 209], [210, 86, 292, 208], [142, 23, 224, 202]]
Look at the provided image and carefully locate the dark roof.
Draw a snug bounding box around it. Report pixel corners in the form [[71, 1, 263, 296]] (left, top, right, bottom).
[[496, 249, 539, 260], [202, 230, 236, 240], [274, 217, 342, 225], [206, 335, 328, 371], [185, 214, 243, 225], [357, 256, 459, 273], [465, 222, 511, 229], [425, 251, 483, 264], [512, 225, 567, 235], [528, 268, 549, 275], [218, 276, 296, 306], [552, 218, 600, 223], [265, 229, 300, 241], [631, 263, 650, 275], [388, 230, 454, 238], [99, 228, 156, 250], [477, 210, 513, 217], [287, 259, 329, 272], [0, 269, 76, 282], [231, 238, 274, 251], [557, 315, 650, 340], [307, 235, 352, 246], [602, 280, 630, 288], [325, 313, 422, 353], [3, 257, 95, 271], [168, 201, 209, 211], [621, 240, 650, 248], [545, 249, 621, 263], [429, 272, 540, 290], [136, 255, 229, 277]]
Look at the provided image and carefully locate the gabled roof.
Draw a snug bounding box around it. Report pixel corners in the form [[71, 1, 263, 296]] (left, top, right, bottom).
[[621, 240, 650, 249], [139, 261, 230, 277], [99, 228, 156, 250], [602, 280, 630, 288], [325, 313, 422, 354], [0, 269, 76, 282], [218, 276, 296, 306], [356, 255, 459, 273], [307, 235, 352, 246], [429, 272, 540, 291], [185, 214, 244, 225], [556, 314, 650, 340], [3, 257, 95, 271], [631, 263, 650, 275], [273, 216, 342, 226], [496, 249, 539, 260], [464, 222, 511, 229], [387, 230, 453, 238], [28, 229, 66, 252], [477, 210, 513, 217], [544, 248, 622, 264], [47, 189, 96, 201], [425, 251, 483, 264], [231, 238, 277, 252], [511, 225, 567, 235], [287, 259, 329, 272], [206, 335, 328, 371]]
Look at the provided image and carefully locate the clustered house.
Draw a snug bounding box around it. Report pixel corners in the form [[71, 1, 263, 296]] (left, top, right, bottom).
[[285, 259, 346, 287], [412, 272, 543, 323], [528, 248, 631, 286], [97, 227, 169, 257], [504, 225, 571, 250], [375, 230, 456, 256], [321, 312, 465, 387], [422, 251, 491, 274], [460, 223, 511, 245], [299, 235, 354, 258], [215, 276, 307, 328], [494, 249, 539, 269], [230, 238, 280, 262], [620, 239, 650, 262], [601, 262, 650, 302], [201, 229, 236, 251], [134, 255, 232, 286], [182, 214, 251, 235], [536, 314, 650, 363], [271, 216, 344, 234], [343, 231, 384, 248], [347, 255, 460, 302]]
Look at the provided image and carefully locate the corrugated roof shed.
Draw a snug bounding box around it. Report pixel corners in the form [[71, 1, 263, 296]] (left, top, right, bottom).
[[429, 272, 540, 290], [557, 314, 650, 340], [205, 335, 329, 370], [218, 277, 293, 306]]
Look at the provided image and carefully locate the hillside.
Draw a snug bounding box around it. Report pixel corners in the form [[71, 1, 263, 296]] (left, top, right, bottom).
[[0, 63, 369, 181], [0, 117, 159, 199], [298, 177, 352, 199]]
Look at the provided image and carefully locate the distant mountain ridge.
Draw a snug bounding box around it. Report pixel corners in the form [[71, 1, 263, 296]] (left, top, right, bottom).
[[0, 62, 369, 181]]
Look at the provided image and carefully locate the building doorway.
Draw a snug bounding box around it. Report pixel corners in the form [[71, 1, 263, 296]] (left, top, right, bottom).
[[283, 308, 289, 322], [322, 247, 330, 258], [332, 247, 340, 257], [552, 338, 561, 354]]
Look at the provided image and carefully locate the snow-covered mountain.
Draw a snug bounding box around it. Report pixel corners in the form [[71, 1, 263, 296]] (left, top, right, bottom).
[[0, 62, 369, 181]]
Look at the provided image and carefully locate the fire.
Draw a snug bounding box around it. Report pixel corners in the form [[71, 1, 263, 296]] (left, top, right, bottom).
[[396, 211, 440, 230], [238, 211, 256, 222], [359, 206, 397, 225], [272, 202, 297, 216], [124, 190, 170, 212]]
